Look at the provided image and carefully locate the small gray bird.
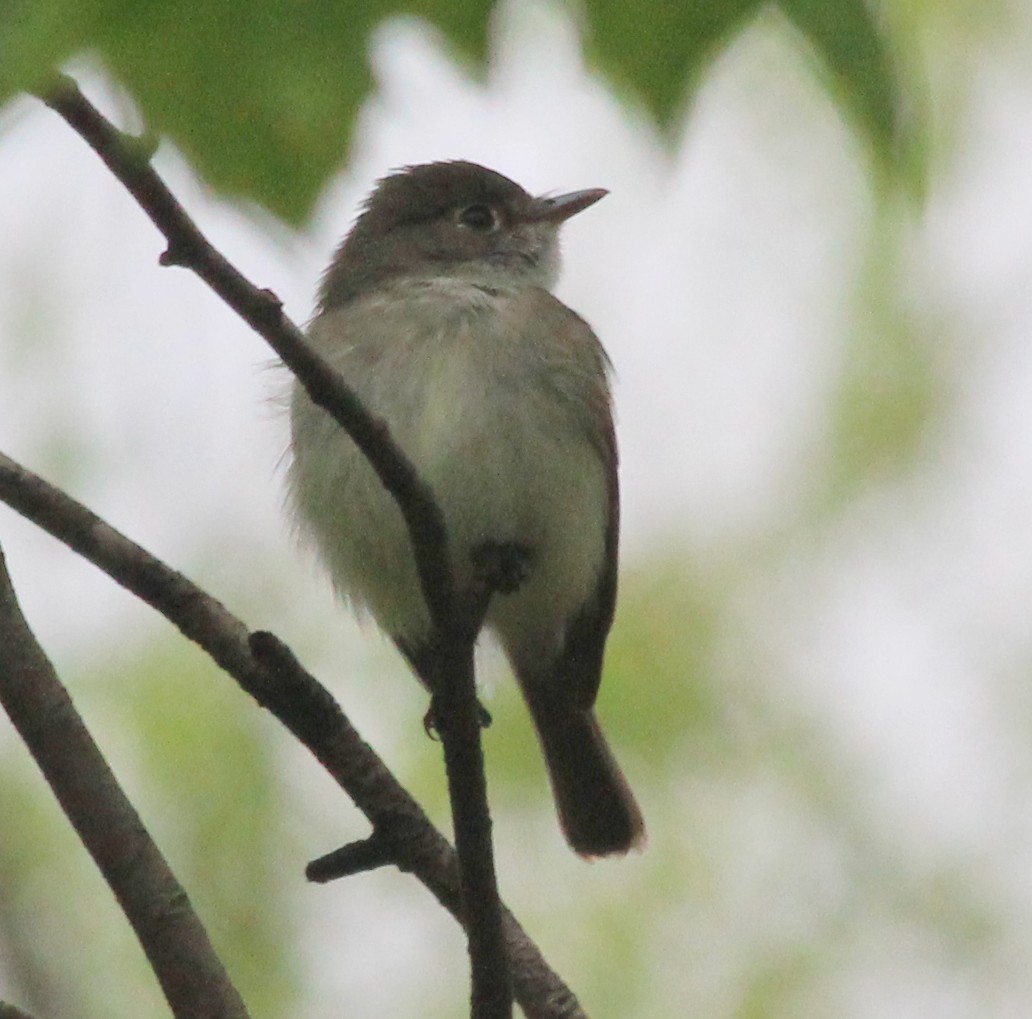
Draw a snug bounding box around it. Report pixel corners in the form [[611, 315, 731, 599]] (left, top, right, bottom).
[[287, 161, 644, 856]]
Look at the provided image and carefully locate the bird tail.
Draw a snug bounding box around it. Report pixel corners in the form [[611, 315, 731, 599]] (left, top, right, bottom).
[[521, 682, 645, 857]]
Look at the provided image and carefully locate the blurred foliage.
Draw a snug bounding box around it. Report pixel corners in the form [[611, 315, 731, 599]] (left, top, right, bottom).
[[779, 0, 907, 174], [0, 635, 299, 1019], [581, 0, 766, 124], [0, 761, 167, 1018], [819, 206, 947, 508], [476, 559, 1011, 1018], [0, 0, 911, 222], [104, 639, 300, 1017]]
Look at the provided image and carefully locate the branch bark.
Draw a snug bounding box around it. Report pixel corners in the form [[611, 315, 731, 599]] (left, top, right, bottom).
[[0, 546, 251, 1019], [30, 75, 514, 1018], [0, 451, 587, 1019]]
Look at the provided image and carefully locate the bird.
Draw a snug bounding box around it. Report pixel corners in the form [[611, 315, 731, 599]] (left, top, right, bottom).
[[286, 160, 644, 856]]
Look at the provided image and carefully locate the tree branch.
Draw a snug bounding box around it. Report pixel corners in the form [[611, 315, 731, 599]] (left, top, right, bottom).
[[0, 545, 251, 1019], [35, 74, 454, 632], [422, 626, 512, 1018], [31, 75, 513, 1017], [0, 451, 587, 1019]]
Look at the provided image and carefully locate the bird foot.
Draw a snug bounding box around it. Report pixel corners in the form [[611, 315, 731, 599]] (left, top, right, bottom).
[[423, 698, 493, 739]]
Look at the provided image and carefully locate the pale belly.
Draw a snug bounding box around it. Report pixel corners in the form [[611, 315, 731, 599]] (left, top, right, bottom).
[[287, 280, 610, 658]]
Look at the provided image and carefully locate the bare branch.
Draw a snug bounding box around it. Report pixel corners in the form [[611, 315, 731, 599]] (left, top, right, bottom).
[[0, 545, 251, 1019], [306, 832, 396, 882], [33, 74, 453, 634], [31, 75, 514, 1017], [0, 451, 587, 1019]]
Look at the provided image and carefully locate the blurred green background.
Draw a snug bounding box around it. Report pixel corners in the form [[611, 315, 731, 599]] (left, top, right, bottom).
[[3, 1, 1032, 1016]]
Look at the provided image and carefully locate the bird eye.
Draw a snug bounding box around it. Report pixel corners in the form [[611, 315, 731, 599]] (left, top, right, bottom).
[[457, 204, 497, 231]]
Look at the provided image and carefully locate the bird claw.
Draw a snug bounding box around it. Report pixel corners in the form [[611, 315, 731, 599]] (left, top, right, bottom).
[[423, 698, 493, 739]]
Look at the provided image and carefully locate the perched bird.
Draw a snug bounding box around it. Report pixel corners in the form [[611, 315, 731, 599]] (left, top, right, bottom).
[[287, 161, 644, 856]]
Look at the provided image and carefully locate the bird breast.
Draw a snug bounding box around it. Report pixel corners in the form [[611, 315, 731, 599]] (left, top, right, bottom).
[[287, 278, 610, 650]]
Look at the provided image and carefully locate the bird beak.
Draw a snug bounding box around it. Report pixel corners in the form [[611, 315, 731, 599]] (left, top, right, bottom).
[[527, 188, 609, 224]]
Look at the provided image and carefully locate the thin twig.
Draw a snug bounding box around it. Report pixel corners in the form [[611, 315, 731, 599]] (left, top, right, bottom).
[[0, 546, 251, 1019], [306, 832, 396, 882], [0, 451, 587, 1019], [31, 75, 513, 1018]]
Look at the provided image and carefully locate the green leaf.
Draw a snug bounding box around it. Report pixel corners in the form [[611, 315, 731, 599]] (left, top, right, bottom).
[[0, 0, 99, 97], [581, 0, 765, 126], [579, 0, 914, 183], [2, 0, 915, 219], [101, 1, 377, 224], [778, 0, 910, 175], [2, 0, 493, 224]]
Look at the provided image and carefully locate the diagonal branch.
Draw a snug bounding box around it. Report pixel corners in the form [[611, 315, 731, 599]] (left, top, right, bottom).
[[31, 75, 512, 1018], [0, 450, 587, 1019], [0, 545, 251, 1019], [33, 74, 453, 631]]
